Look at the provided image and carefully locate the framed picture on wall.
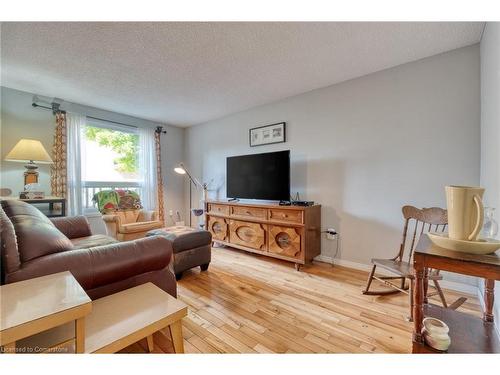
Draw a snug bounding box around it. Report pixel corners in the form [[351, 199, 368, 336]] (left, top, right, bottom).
[[249, 122, 286, 147]]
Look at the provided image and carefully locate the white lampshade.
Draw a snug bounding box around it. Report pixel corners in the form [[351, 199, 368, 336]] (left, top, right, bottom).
[[174, 165, 186, 174], [5, 139, 53, 164]]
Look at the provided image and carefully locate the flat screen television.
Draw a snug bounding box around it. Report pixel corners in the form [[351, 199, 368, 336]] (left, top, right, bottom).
[[226, 150, 290, 201]]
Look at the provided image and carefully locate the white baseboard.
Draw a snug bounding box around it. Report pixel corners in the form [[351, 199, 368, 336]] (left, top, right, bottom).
[[314, 255, 373, 273], [314, 255, 478, 295]]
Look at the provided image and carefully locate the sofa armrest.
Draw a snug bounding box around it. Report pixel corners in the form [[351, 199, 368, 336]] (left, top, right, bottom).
[[50, 216, 92, 239], [5, 236, 174, 291], [102, 214, 121, 238], [102, 214, 120, 223]]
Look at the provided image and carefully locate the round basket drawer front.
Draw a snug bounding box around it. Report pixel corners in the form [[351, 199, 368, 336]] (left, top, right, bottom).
[[268, 225, 302, 258], [229, 220, 266, 250], [208, 217, 228, 241]]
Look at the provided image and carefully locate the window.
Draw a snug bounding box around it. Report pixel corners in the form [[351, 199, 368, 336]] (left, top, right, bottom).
[[81, 120, 141, 211]]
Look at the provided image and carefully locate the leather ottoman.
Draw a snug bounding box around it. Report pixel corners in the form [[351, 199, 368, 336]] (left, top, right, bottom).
[[147, 226, 212, 280]]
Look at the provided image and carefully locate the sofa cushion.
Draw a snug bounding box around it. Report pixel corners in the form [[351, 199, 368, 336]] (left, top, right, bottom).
[[6, 236, 173, 291], [71, 234, 118, 249], [1, 200, 74, 263], [50, 216, 92, 239]]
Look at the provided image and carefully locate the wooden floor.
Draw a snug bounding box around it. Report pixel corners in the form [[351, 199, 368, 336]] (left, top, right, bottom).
[[121, 246, 481, 354]]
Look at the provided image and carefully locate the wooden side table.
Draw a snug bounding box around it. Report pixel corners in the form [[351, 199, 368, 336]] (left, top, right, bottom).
[[0, 196, 66, 217], [14, 282, 188, 354], [0, 272, 91, 354], [412, 235, 500, 353]]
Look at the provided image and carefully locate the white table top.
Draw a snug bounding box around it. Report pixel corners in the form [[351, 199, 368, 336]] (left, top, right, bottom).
[[15, 282, 188, 353], [0, 271, 91, 333]]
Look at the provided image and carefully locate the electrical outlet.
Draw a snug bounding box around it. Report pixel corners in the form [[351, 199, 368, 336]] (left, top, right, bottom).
[[326, 228, 337, 240], [169, 210, 173, 216]]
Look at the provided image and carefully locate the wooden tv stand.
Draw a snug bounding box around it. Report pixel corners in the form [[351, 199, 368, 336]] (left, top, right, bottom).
[[205, 200, 321, 270]]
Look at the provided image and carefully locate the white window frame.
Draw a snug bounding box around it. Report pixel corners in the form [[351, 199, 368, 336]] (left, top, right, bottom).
[[81, 119, 140, 214]]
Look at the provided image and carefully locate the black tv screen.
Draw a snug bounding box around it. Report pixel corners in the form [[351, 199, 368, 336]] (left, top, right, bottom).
[[226, 150, 290, 201]]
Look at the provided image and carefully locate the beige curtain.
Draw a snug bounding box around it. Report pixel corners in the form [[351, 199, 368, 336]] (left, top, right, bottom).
[[50, 112, 67, 198], [155, 127, 165, 224]]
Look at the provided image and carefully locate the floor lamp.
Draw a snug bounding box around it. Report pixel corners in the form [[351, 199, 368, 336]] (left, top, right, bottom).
[[174, 163, 207, 227]]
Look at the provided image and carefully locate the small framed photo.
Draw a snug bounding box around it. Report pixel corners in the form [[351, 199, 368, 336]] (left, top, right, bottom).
[[249, 122, 286, 147]]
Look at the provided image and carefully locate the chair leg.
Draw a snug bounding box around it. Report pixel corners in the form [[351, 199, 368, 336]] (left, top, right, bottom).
[[362, 265, 377, 294], [433, 280, 448, 308]]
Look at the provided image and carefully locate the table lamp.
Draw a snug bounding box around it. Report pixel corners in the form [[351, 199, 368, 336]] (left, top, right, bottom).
[[4, 139, 53, 186]]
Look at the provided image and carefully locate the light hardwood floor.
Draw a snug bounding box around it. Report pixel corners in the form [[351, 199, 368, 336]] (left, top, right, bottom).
[[120, 246, 481, 354]]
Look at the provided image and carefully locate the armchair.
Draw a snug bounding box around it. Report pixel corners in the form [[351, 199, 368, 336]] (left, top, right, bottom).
[[93, 189, 163, 241], [103, 209, 163, 241]]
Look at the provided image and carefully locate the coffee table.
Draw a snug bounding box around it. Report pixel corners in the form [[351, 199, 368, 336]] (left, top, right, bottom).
[[0, 271, 91, 354], [15, 282, 188, 353]]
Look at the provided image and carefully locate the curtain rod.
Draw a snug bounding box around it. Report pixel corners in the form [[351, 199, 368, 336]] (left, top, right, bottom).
[[32, 102, 146, 130]]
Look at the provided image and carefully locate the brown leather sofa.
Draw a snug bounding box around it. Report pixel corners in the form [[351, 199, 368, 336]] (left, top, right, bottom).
[[0, 200, 177, 299]]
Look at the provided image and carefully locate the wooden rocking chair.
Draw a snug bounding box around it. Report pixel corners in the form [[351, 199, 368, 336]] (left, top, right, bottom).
[[362, 205, 466, 320]]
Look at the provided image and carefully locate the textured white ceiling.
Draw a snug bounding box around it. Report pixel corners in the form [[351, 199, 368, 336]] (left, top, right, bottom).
[[1, 22, 484, 127]]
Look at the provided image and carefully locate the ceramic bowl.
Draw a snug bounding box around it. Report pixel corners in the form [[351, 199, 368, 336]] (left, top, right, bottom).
[[428, 232, 500, 255], [423, 329, 451, 351], [423, 317, 449, 335]]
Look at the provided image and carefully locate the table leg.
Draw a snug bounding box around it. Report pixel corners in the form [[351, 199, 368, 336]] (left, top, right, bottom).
[[168, 320, 184, 353], [423, 268, 429, 304], [75, 318, 85, 353], [484, 279, 495, 322], [146, 335, 155, 353], [412, 257, 425, 343]]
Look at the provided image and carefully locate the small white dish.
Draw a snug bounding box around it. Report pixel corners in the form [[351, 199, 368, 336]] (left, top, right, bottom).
[[423, 329, 451, 351], [423, 317, 449, 335], [428, 232, 500, 255]]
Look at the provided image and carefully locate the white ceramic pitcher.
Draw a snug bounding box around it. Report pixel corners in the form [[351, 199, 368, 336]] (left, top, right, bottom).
[[445, 185, 484, 241]]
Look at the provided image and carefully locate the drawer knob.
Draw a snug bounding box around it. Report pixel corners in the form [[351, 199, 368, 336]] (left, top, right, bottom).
[[277, 234, 291, 247], [277, 238, 290, 245]]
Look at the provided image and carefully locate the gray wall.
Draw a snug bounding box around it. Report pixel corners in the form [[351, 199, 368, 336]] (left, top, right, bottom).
[[0, 86, 186, 231], [480, 22, 500, 331], [186, 45, 481, 267]]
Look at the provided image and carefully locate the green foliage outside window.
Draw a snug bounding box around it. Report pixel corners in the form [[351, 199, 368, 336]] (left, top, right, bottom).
[[84, 126, 139, 173]]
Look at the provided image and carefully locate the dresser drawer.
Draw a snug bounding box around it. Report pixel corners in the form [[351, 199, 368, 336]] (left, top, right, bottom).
[[268, 225, 302, 259], [231, 206, 267, 220], [269, 209, 303, 224], [229, 220, 266, 250], [207, 203, 229, 215], [208, 216, 229, 242]]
